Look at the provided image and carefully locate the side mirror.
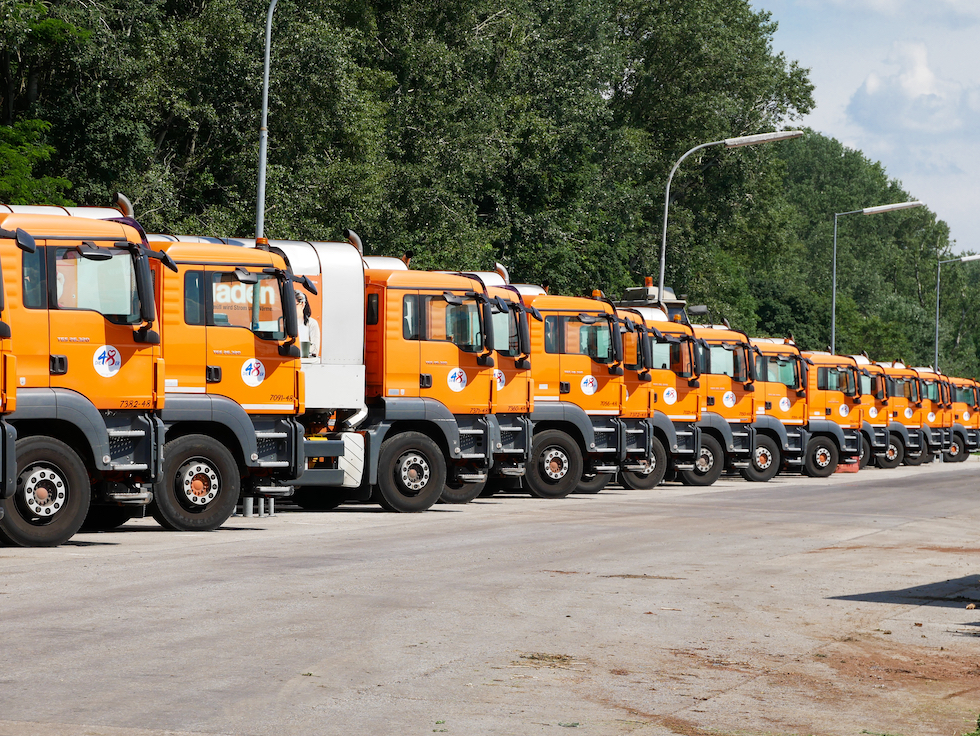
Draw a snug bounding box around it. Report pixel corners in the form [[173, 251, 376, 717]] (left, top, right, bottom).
[[0, 321, 11, 339], [234, 267, 259, 284], [608, 364, 624, 376], [279, 342, 301, 358], [515, 358, 530, 371], [477, 354, 495, 367], [134, 327, 160, 345], [796, 388, 806, 398], [639, 371, 652, 383], [688, 378, 700, 388], [16, 228, 36, 253], [882, 399, 889, 405], [744, 382, 755, 392]]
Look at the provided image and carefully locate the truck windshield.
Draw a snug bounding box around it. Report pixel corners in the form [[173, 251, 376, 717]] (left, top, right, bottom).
[[954, 384, 977, 405], [54, 247, 140, 325]]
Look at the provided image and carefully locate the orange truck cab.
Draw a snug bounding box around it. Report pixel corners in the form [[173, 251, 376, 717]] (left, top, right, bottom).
[[946, 376, 979, 461], [0, 207, 166, 546], [911, 367, 952, 464], [799, 352, 863, 475], [849, 355, 891, 468], [874, 361, 925, 467], [746, 338, 808, 480], [617, 304, 701, 486], [688, 325, 757, 485], [521, 290, 629, 497]]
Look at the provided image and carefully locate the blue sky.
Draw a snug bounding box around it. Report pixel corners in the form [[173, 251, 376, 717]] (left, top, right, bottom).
[[749, 0, 979, 252]]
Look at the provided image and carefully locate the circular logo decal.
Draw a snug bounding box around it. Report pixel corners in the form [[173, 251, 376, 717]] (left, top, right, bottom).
[[965, 411, 971, 421], [93, 345, 122, 378], [663, 387, 678, 406], [868, 407, 878, 419], [581, 375, 598, 395], [448, 367, 468, 392], [928, 411, 936, 423], [241, 359, 266, 387], [493, 369, 506, 392], [904, 407, 914, 419], [722, 391, 736, 408], [838, 404, 849, 417], [778, 397, 791, 413]]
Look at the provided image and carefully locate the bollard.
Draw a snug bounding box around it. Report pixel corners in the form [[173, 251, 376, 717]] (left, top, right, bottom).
[[258, 497, 266, 517], [269, 498, 276, 516], [244, 497, 254, 517]]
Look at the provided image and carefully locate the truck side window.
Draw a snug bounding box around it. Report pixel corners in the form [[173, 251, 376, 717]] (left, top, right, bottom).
[[209, 271, 285, 340], [544, 316, 559, 354], [22, 247, 46, 308], [402, 295, 419, 340], [490, 309, 519, 357], [184, 271, 205, 326], [366, 293, 379, 326], [53, 247, 140, 324]]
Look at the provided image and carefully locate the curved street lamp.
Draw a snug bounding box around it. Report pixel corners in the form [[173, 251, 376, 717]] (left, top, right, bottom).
[[935, 254, 980, 371], [831, 200, 922, 353], [658, 130, 804, 301], [255, 0, 280, 241]]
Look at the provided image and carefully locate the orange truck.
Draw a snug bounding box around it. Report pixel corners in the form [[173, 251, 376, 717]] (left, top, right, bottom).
[[746, 338, 808, 480], [874, 361, 925, 468], [0, 208, 166, 545], [910, 367, 952, 464], [947, 376, 979, 461], [687, 324, 757, 484], [850, 354, 891, 469], [798, 351, 862, 475]]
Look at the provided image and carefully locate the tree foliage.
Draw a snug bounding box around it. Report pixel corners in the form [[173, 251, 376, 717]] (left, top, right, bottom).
[[0, 0, 974, 374]]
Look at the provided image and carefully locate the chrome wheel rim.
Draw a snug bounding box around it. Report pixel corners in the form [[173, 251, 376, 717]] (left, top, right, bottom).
[[177, 458, 220, 506], [813, 446, 832, 469], [18, 464, 68, 519], [695, 448, 715, 474], [396, 452, 430, 492], [754, 446, 773, 470], [542, 448, 569, 480]]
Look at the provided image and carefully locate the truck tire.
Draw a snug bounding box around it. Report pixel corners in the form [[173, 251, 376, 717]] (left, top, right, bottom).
[[576, 473, 614, 494], [440, 478, 486, 504], [0, 437, 91, 547], [875, 436, 904, 469], [803, 436, 838, 477], [151, 434, 240, 531], [620, 436, 668, 490], [291, 488, 346, 510], [944, 434, 966, 463], [82, 506, 137, 531], [904, 451, 929, 466], [373, 432, 446, 512], [525, 429, 583, 499], [740, 435, 780, 482], [858, 435, 872, 470], [679, 434, 724, 486]]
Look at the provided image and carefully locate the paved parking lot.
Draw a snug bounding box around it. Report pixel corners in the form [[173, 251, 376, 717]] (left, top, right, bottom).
[[2, 460, 980, 736]]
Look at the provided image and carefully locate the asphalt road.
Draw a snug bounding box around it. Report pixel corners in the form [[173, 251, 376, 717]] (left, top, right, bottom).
[[2, 460, 980, 736]]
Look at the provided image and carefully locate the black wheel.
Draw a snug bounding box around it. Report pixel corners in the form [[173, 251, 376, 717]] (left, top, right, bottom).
[[858, 435, 872, 470], [151, 434, 240, 531], [373, 431, 447, 512], [440, 477, 486, 504], [81, 506, 137, 531], [576, 473, 614, 494], [944, 435, 965, 463], [0, 436, 91, 547], [621, 436, 668, 490], [291, 488, 347, 510], [875, 435, 904, 469], [904, 450, 929, 466], [679, 434, 724, 487], [803, 436, 838, 477], [525, 429, 583, 499], [740, 435, 781, 482]]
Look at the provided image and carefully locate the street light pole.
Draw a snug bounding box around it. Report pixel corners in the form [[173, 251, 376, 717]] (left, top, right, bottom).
[[830, 200, 923, 354], [934, 254, 980, 371], [255, 0, 280, 241], [658, 130, 804, 302]]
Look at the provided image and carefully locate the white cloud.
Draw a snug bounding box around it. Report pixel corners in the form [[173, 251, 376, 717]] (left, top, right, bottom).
[[847, 42, 978, 138], [803, 0, 980, 23]]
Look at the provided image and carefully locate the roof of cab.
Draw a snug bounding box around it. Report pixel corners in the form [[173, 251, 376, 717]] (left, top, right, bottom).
[[692, 325, 748, 343], [525, 292, 613, 313], [157, 240, 285, 268], [801, 351, 858, 367], [751, 337, 800, 355], [364, 268, 483, 291], [0, 212, 139, 241]]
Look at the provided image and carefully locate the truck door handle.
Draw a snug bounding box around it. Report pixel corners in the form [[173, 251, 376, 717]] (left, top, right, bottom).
[[559, 381, 570, 394], [825, 408, 831, 416], [50, 355, 68, 375], [765, 401, 772, 410], [706, 396, 715, 406], [420, 374, 432, 388], [206, 365, 222, 383]]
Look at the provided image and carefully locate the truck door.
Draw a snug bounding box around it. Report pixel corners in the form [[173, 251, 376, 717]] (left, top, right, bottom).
[[415, 290, 490, 415], [203, 266, 296, 414], [489, 302, 531, 415], [47, 244, 155, 410], [702, 342, 754, 423], [11, 244, 50, 388], [816, 365, 857, 424], [163, 267, 208, 395], [650, 333, 699, 421], [759, 354, 805, 425], [382, 288, 421, 399], [551, 313, 620, 416]]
